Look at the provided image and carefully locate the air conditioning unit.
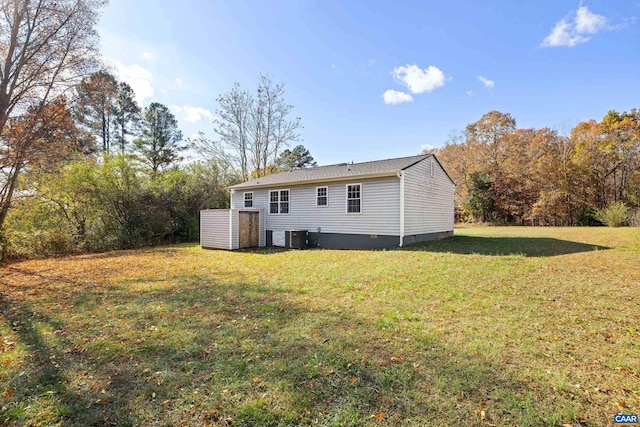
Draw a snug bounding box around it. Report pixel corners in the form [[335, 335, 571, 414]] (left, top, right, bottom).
[[289, 230, 308, 249]]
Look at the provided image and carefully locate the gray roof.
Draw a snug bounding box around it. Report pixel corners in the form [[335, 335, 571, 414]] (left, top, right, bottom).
[[229, 154, 432, 190]]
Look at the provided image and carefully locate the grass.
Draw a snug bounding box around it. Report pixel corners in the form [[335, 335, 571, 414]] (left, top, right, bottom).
[[0, 226, 639, 426]]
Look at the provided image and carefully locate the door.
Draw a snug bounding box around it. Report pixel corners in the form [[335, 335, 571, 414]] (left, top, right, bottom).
[[239, 211, 259, 248]]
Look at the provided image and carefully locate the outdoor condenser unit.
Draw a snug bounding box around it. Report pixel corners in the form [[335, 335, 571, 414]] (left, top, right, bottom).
[[289, 230, 308, 249]]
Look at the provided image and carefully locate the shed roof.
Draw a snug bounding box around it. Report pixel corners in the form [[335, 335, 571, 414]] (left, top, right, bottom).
[[228, 154, 433, 190]]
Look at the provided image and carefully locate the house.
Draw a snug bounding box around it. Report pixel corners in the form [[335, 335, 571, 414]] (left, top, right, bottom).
[[200, 154, 455, 250]]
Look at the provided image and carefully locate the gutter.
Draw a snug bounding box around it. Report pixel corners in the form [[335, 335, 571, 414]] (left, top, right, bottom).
[[228, 171, 400, 191]]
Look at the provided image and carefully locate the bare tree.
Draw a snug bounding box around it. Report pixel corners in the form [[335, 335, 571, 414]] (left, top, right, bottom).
[[213, 75, 302, 180], [0, 0, 104, 231]]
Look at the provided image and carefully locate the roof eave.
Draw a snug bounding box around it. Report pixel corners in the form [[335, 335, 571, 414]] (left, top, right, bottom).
[[227, 171, 400, 191]]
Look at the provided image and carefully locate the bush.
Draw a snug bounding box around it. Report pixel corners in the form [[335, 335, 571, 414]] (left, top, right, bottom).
[[594, 202, 630, 227], [577, 208, 603, 226]]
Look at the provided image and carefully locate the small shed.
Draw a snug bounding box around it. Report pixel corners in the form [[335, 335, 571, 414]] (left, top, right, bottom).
[[200, 208, 265, 250]]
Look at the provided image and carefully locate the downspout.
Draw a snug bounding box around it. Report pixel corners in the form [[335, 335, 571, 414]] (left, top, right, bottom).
[[229, 189, 234, 250], [398, 171, 404, 247]]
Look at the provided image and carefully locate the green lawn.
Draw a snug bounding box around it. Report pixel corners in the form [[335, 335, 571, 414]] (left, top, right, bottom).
[[1, 227, 639, 426]]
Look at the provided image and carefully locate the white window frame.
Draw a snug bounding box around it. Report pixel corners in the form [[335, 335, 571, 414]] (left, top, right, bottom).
[[243, 192, 253, 208], [345, 183, 362, 214], [316, 186, 328, 207], [268, 189, 290, 215]]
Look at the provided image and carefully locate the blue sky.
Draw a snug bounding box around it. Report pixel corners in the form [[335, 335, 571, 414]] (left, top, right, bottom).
[[98, 0, 640, 165]]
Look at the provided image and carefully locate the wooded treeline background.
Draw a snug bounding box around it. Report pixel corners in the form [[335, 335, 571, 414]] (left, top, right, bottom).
[[0, 0, 313, 260], [434, 110, 640, 227], [1, 1, 638, 262], [1, 67, 311, 260]]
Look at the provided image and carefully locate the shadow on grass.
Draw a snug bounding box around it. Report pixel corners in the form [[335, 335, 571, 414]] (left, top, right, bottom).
[[0, 266, 576, 426], [405, 236, 609, 257]]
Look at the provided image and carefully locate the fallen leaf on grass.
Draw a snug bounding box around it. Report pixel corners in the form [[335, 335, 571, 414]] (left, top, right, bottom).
[[161, 399, 170, 406], [3, 389, 13, 398], [251, 377, 262, 385], [376, 413, 386, 420], [390, 356, 404, 363], [350, 377, 358, 384]]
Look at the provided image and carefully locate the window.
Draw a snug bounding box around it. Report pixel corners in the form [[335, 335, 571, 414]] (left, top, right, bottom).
[[244, 192, 253, 208], [430, 158, 435, 178], [316, 186, 328, 207], [346, 184, 361, 213], [269, 189, 290, 214]]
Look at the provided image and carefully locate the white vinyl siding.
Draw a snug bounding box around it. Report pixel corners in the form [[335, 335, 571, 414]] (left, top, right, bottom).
[[232, 177, 400, 236], [200, 210, 232, 250], [403, 157, 454, 235]]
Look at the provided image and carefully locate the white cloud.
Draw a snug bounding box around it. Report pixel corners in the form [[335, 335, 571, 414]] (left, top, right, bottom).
[[575, 5, 608, 34], [466, 90, 474, 97], [477, 76, 495, 88], [331, 64, 336, 69], [109, 59, 154, 103], [391, 64, 447, 94], [175, 78, 184, 88], [173, 105, 215, 123], [421, 144, 435, 152], [140, 51, 155, 61], [541, 6, 609, 48], [382, 89, 413, 105]]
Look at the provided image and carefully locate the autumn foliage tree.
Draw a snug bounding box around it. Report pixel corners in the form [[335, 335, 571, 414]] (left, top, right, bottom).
[[0, 0, 104, 232], [436, 109, 640, 225], [0, 97, 86, 228]]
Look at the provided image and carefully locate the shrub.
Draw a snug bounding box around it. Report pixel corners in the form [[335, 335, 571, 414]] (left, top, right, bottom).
[[594, 202, 630, 227], [577, 208, 603, 226]]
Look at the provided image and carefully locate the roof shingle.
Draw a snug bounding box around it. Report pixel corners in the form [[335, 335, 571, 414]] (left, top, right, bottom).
[[229, 154, 431, 190]]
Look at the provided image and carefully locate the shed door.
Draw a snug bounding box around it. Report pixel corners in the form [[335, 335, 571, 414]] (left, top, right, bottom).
[[239, 211, 259, 248]]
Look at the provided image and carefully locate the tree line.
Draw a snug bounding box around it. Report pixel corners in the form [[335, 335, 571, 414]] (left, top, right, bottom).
[[0, 0, 312, 261], [434, 110, 640, 226]]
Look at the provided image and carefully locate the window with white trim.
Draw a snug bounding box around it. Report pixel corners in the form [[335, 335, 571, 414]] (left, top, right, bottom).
[[346, 184, 361, 213], [316, 186, 328, 207], [269, 190, 290, 214], [430, 158, 435, 178], [244, 192, 253, 208]]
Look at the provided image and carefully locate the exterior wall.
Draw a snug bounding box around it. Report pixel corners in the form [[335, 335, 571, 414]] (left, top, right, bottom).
[[200, 209, 231, 250], [231, 176, 401, 237], [403, 158, 455, 236]]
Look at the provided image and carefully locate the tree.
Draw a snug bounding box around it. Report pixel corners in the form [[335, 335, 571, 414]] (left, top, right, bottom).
[[0, 0, 104, 231], [276, 145, 317, 171], [74, 70, 118, 153], [0, 96, 86, 229], [112, 82, 141, 155], [213, 75, 302, 180], [134, 103, 183, 176]]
